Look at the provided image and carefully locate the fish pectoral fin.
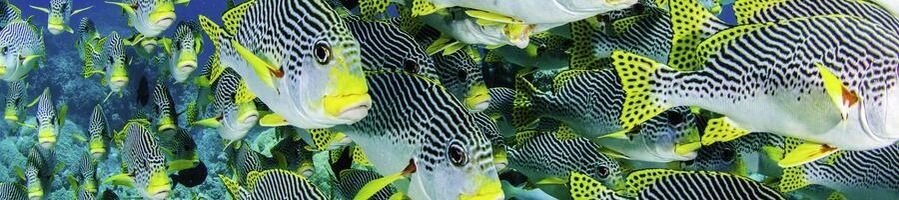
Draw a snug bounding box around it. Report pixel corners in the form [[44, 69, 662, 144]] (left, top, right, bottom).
[[23, 55, 44, 68], [674, 141, 702, 156], [701, 117, 751, 145], [192, 117, 222, 128], [103, 173, 136, 188], [167, 160, 199, 173], [13, 166, 24, 181], [817, 63, 859, 119], [536, 177, 568, 185], [464, 10, 523, 24], [72, 6, 94, 15], [175, 0, 191, 6], [599, 129, 630, 140], [778, 166, 810, 193], [388, 192, 407, 200], [231, 39, 281, 89], [28, 5, 49, 13], [425, 35, 457, 56], [354, 172, 407, 200], [259, 113, 289, 127], [778, 142, 839, 168], [71, 133, 87, 143], [104, 1, 136, 17], [598, 147, 632, 160]]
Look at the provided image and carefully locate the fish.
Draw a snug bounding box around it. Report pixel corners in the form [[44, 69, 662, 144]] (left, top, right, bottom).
[[332, 71, 502, 200], [150, 81, 178, 135], [780, 143, 899, 195], [170, 160, 207, 188], [484, 87, 514, 122], [123, 33, 165, 58], [612, 0, 899, 167], [226, 142, 268, 184], [198, 0, 372, 129], [0, 20, 44, 82], [0, 183, 27, 200], [29, 0, 92, 35], [22, 145, 62, 200], [4, 80, 26, 133], [412, 27, 491, 112], [69, 152, 98, 200], [157, 128, 200, 173], [219, 169, 326, 200], [343, 17, 439, 80], [87, 104, 111, 160], [568, 169, 784, 200], [35, 88, 66, 150], [0, 0, 21, 28], [193, 68, 258, 146], [76, 18, 104, 79], [100, 189, 119, 200], [92, 32, 129, 98], [593, 107, 703, 162], [506, 125, 622, 199], [104, 122, 172, 200], [106, 0, 190, 37], [164, 20, 203, 83], [732, 0, 899, 33], [336, 169, 400, 200]]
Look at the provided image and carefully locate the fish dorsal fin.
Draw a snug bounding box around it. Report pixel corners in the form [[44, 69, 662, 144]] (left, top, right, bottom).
[[207, 54, 225, 82], [624, 169, 688, 197], [512, 130, 540, 146], [307, 128, 332, 151], [219, 174, 246, 200], [410, 0, 438, 17], [733, 0, 790, 24], [612, 14, 651, 35], [569, 172, 618, 200], [552, 70, 591, 91], [359, 0, 390, 20], [222, 0, 255, 35], [511, 75, 541, 130], [352, 146, 372, 167], [568, 18, 610, 70], [778, 166, 809, 192], [198, 16, 224, 57], [234, 80, 255, 104], [667, 0, 731, 71], [701, 117, 751, 145]]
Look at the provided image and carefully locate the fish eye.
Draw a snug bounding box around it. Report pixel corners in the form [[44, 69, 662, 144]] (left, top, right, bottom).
[[313, 41, 331, 65], [456, 70, 468, 80], [448, 141, 467, 167], [596, 166, 610, 178], [403, 59, 419, 73]]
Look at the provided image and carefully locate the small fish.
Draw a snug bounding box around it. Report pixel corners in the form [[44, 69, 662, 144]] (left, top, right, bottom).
[[106, 0, 190, 37], [23, 145, 61, 200], [92, 32, 129, 97], [220, 169, 326, 200], [414, 27, 491, 112], [29, 0, 92, 35], [568, 169, 784, 200], [594, 107, 703, 162], [332, 71, 502, 200], [87, 105, 110, 160], [226, 142, 268, 183], [193, 68, 258, 146], [198, 0, 372, 129], [612, 0, 899, 167], [77, 18, 105, 79], [0, 20, 44, 82], [123, 33, 165, 58], [367, 0, 636, 24], [104, 122, 172, 200], [343, 17, 438, 79], [507, 125, 622, 199], [157, 128, 200, 173], [70, 152, 98, 200], [780, 143, 899, 194], [35, 88, 66, 150], [151, 81, 178, 134], [0, 182, 27, 200], [336, 169, 400, 200], [4, 80, 26, 133], [170, 160, 207, 188], [164, 20, 203, 83]]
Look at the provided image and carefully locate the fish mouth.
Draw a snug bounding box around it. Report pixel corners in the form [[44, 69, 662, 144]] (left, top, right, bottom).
[[38, 128, 56, 149], [464, 85, 491, 112], [150, 190, 170, 200], [158, 123, 177, 134], [110, 76, 129, 88], [150, 12, 176, 29], [5, 114, 18, 122], [459, 178, 504, 200], [0, 65, 7, 75], [47, 23, 65, 35], [323, 93, 373, 122], [177, 60, 197, 73]]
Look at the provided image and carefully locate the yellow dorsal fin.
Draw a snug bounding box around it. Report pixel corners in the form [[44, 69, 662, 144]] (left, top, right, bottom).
[[701, 117, 751, 145], [410, 0, 438, 17], [569, 172, 618, 200], [553, 125, 579, 140], [624, 169, 686, 197], [732, 0, 789, 24], [221, 0, 255, 35], [612, 14, 650, 35], [612, 51, 671, 130], [778, 166, 809, 193], [219, 174, 244, 200], [234, 80, 256, 104]]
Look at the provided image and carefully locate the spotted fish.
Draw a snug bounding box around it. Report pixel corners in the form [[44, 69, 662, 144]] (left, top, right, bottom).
[[198, 0, 372, 129], [29, 0, 92, 35], [0, 20, 44, 82], [332, 71, 502, 200]]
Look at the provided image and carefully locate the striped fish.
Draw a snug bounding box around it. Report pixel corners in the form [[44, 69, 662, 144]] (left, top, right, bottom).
[[24, 145, 58, 200], [29, 0, 92, 35], [4, 80, 26, 132], [0, 20, 44, 82], [36, 88, 64, 150], [569, 169, 784, 200], [508, 125, 622, 192], [76, 18, 103, 78], [92, 32, 129, 95], [412, 27, 492, 112], [71, 152, 98, 200], [332, 71, 502, 200], [105, 122, 172, 200], [485, 87, 514, 121], [344, 17, 438, 79], [156, 128, 199, 172], [226, 142, 266, 184], [198, 0, 371, 129], [594, 106, 703, 162], [194, 68, 258, 145], [106, 0, 189, 37], [336, 169, 398, 200], [614, 0, 899, 167], [88, 104, 110, 160], [780, 143, 899, 194], [220, 169, 325, 200], [0, 0, 21, 28], [167, 20, 203, 83], [191, 53, 224, 119], [733, 0, 898, 33], [151, 81, 178, 134], [361, 0, 636, 24], [0, 183, 27, 200]]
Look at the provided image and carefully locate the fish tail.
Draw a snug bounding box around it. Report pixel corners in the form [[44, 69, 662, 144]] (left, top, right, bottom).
[[612, 51, 672, 131], [568, 172, 623, 200], [778, 166, 810, 193], [512, 75, 542, 131], [668, 0, 730, 70]]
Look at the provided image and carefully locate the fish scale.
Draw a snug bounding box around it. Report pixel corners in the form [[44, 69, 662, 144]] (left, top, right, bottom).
[[733, 0, 899, 33], [222, 169, 326, 200], [0, 183, 27, 200], [344, 17, 438, 79], [333, 71, 500, 199]]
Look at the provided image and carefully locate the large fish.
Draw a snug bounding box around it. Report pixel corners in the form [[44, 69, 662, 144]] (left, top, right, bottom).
[[332, 71, 502, 200], [29, 0, 92, 35], [613, 0, 899, 167], [198, 0, 372, 129], [0, 20, 44, 82], [105, 122, 172, 200], [361, 0, 637, 25], [106, 0, 190, 37]]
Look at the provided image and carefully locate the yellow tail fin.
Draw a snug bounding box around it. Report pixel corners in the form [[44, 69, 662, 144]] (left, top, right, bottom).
[[611, 51, 670, 131]]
